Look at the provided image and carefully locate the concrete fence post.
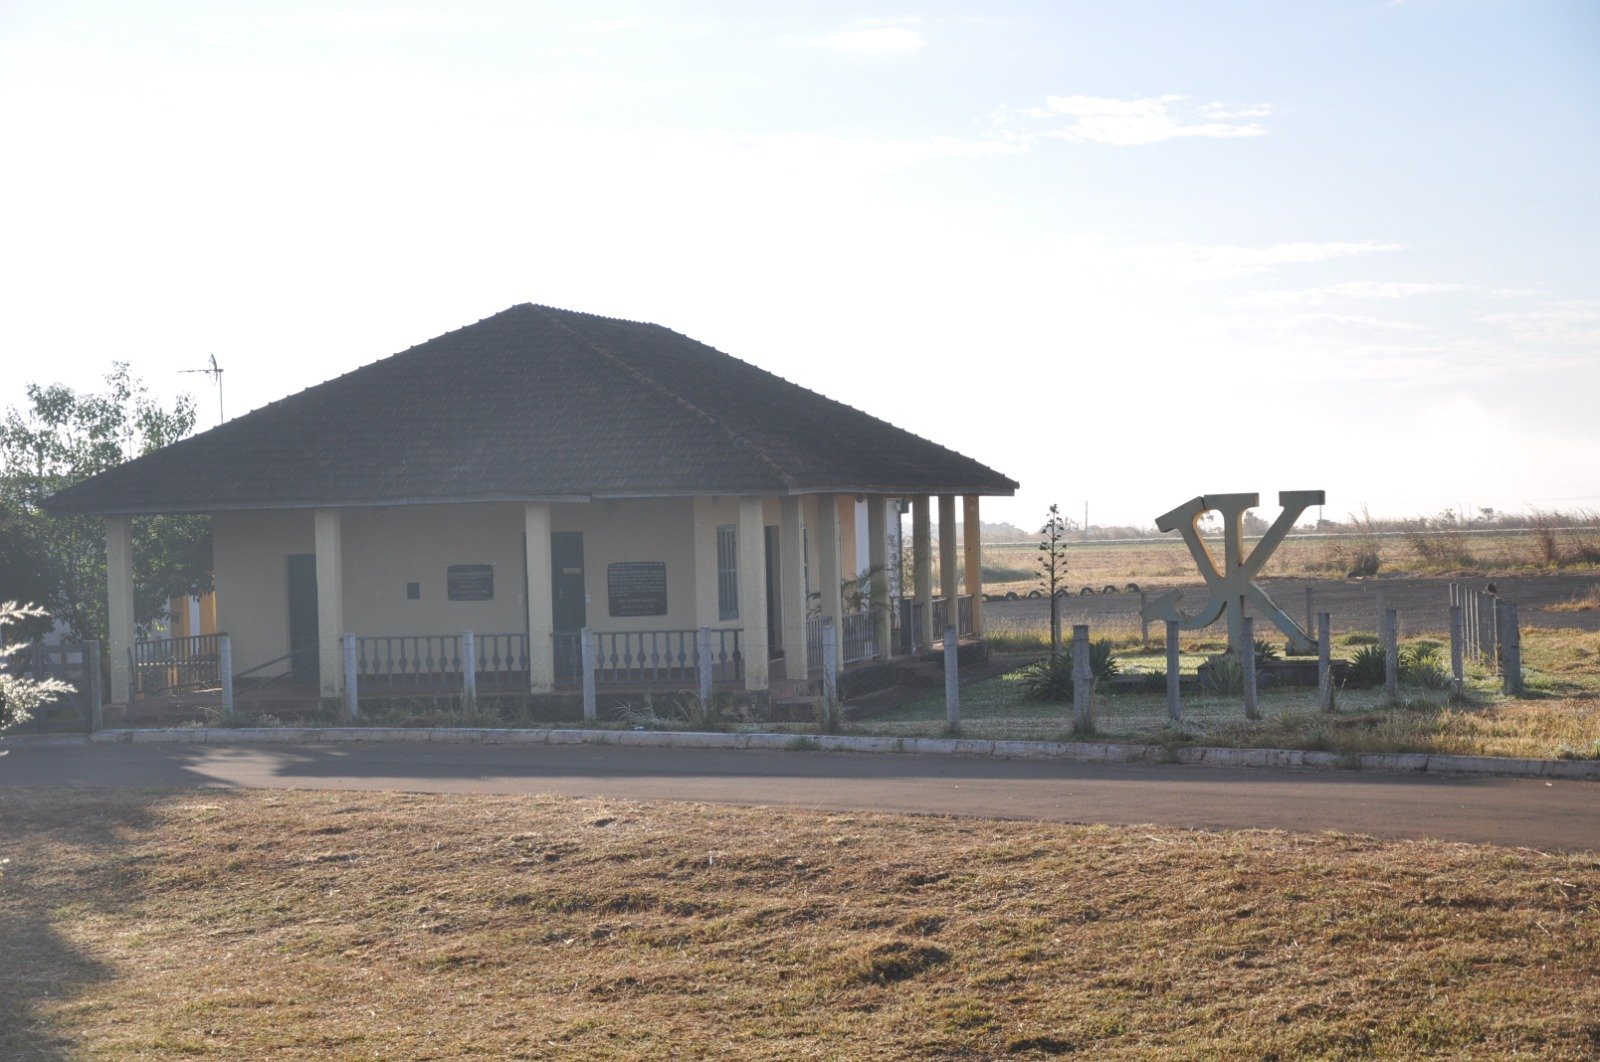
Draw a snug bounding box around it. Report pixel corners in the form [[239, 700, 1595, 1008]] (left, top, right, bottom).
[[1449, 604, 1465, 697], [1483, 591, 1499, 671], [696, 626, 713, 711], [943, 624, 960, 729], [1140, 591, 1149, 646], [219, 634, 235, 718], [1072, 624, 1092, 731], [1317, 612, 1333, 712], [1383, 608, 1399, 699], [1305, 585, 1314, 644], [341, 633, 358, 719], [1498, 601, 1523, 695], [821, 622, 839, 728], [1242, 616, 1259, 720], [581, 628, 597, 723], [1165, 620, 1181, 722], [461, 630, 477, 713], [83, 640, 103, 731]]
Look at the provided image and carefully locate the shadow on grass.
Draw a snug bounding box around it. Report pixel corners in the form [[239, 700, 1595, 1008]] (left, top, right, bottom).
[[0, 788, 169, 1058]]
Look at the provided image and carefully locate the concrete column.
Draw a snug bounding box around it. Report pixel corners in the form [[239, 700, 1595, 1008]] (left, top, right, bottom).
[[105, 515, 135, 705], [938, 494, 959, 643], [963, 495, 983, 638], [737, 496, 769, 691], [691, 496, 721, 629], [867, 497, 891, 658], [524, 503, 556, 693], [313, 508, 345, 697], [779, 496, 809, 679], [912, 495, 932, 651], [813, 493, 845, 667]]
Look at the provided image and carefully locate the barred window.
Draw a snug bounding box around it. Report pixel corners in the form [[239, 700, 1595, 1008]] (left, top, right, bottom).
[[717, 525, 739, 621]]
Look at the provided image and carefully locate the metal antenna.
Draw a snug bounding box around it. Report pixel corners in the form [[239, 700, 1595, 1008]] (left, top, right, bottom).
[[179, 354, 224, 424]]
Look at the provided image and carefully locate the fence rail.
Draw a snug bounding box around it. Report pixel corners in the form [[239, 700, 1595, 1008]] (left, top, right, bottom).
[[581, 628, 743, 687], [130, 633, 221, 700], [899, 596, 974, 650], [357, 632, 530, 691], [5, 640, 99, 730]]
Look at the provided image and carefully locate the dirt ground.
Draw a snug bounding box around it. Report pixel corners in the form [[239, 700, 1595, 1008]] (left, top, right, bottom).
[[984, 573, 1600, 639]]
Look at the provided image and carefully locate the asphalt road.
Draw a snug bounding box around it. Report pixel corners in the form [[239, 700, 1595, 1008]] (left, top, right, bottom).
[[2, 742, 1595, 851]]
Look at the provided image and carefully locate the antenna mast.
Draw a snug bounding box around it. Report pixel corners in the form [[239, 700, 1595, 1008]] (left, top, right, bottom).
[[179, 355, 224, 424]]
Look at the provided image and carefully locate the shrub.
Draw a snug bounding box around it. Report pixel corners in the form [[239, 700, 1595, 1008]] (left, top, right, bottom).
[[1203, 653, 1244, 694], [1253, 639, 1281, 661], [1347, 645, 1386, 688], [1400, 642, 1450, 690], [1019, 641, 1119, 702]]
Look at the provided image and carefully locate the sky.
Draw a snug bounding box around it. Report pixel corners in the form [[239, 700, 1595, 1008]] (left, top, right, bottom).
[[1, 0, 1596, 529]]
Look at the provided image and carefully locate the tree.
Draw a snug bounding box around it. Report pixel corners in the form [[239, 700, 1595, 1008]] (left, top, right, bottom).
[[0, 365, 211, 640], [1037, 504, 1069, 658]]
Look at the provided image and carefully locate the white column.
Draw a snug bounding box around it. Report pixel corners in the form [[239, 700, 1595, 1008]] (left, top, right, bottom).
[[963, 495, 983, 638], [314, 508, 344, 697], [813, 493, 845, 667], [105, 515, 135, 704], [867, 497, 890, 657], [691, 496, 722, 629], [737, 496, 769, 691], [939, 494, 959, 643], [524, 503, 555, 692], [779, 495, 808, 679], [912, 495, 932, 651]]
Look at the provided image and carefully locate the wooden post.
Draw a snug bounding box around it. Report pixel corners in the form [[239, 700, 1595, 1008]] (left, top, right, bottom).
[[821, 622, 839, 728], [1499, 601, 1523, 695], [219, 634, 235, 718], [85, 639, 103, 731], [581, 628, 597, 723], [1383, 608, 1399, 699], [1449, 604, 1465, 697], [1317, 612, 1332, 712], [461, 630, 477, 712], [341, 633, 358, 719], [943, 624, 960, 728], [1072, 624, 1092, 731], [1140, 591, 1149, 646], [1165, 620, 1181, 722], [1242, 616, 1259, 720], [697, 626, 713, 711]]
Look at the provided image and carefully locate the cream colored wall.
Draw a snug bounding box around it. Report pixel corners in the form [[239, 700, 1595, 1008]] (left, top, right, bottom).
[[213, 509, 313, 675], [837, 494, 859, 578], [559, 497, 707, 631], [342, 504, 528, 637], [214, 497, 789, 673]]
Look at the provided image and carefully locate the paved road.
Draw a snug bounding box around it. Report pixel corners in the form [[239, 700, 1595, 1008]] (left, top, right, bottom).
[[2, 742, 1595, 851]]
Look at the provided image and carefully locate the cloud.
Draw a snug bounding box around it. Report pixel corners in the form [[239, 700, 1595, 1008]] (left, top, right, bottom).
[[995, 95, 1269, 146], [1126, 240, 1403, 281], [1231, 281, 1542, 309], [816, 27, 925, 54]]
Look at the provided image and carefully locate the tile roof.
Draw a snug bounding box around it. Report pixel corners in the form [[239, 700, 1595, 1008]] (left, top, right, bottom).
[[45, 304, 1018, 515]]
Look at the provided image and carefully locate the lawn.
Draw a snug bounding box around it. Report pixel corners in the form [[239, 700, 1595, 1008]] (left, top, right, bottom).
[[2, 788, 1597, 1058], [863, 625, 1600, 760]]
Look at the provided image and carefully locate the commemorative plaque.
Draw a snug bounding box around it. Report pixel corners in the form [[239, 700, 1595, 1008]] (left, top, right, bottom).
[[607, 561, 668, 617]]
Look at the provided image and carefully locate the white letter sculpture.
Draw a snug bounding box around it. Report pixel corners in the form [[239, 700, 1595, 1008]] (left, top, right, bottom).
[[1139, 491, 1325, 655]]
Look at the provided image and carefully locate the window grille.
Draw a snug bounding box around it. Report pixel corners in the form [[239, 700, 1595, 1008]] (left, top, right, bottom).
[[717, 525, 739, 621]]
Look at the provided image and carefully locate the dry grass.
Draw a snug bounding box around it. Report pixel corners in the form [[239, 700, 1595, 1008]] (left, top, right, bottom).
[[979, 528, 1600, 595], [1550, 584, 1600, 613], [2, 789, 1599, 1059]]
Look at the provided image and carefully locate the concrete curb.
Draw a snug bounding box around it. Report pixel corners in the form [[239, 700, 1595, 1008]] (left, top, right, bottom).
[[25, 726, 1594, 781]]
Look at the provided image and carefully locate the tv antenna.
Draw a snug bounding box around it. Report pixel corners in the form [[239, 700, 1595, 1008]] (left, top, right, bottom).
[[180, 354, 224, 424]]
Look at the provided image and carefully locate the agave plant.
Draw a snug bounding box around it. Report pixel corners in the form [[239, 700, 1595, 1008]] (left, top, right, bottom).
[[1019, 641, 1119, 702], [1346, 644, 1387, 688]]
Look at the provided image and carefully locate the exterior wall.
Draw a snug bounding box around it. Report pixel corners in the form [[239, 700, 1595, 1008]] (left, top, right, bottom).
[[837, 494, 859, 578], [213, 509, 313, 675], [560, 497, 706, 632], [342, 503, 529, 637], [209, 495, 827, 676]]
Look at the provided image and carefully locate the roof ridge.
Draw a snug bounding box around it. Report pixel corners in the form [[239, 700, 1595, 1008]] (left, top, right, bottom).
[[529, 306, 800, 491]]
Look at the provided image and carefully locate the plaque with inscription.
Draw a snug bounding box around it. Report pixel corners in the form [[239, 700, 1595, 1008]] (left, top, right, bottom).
[[446, 564, 494, 601], [607, 561, 667, 617]]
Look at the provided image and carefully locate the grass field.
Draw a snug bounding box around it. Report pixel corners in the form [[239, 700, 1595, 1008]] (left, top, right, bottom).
[[976, 526, 1600, 596], [863, 624, 1600, 760], [3, 788, 1598, 1059]]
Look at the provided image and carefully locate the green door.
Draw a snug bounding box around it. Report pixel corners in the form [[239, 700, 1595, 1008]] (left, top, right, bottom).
[[287, 554, 319, 684], [551, 532, 586, 632]]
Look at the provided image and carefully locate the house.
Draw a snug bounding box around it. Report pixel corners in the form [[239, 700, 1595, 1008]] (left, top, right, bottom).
[[45, 304, 1017, 706]]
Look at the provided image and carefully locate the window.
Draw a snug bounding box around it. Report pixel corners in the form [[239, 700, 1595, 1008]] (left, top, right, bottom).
[[717, 525, 738, 621]]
